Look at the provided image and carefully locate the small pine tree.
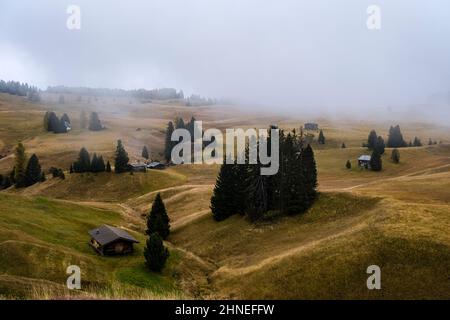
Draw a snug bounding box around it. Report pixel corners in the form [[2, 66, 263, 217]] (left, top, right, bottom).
[[70, 164, 74, 174], [14, 142, 27, 188], [144, 232, 169, 272], [391, 148, 400, 164], [88, 112, 103, 131], [341, 142, 346, 148], [146, 193, 170, 239], [142, 146, 150, 160], [370, 148, 382, 171], [318, 130, 326, 144], [25, 154, 42, 187], [346, 160, 351, 169], [114, 140, 130, 173], [40, 172, 46, 182]]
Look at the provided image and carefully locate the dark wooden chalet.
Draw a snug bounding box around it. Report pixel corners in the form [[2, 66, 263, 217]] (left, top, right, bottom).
[[88, 225, 139, 256]]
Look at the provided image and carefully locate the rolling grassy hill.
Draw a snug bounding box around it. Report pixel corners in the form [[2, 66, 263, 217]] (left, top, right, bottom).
[[1, 92, 450, 299]]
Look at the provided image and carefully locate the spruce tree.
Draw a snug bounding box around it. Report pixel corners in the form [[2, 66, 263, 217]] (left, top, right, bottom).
[[318, 130, 326, 144], [376, 136, 385, 155], [164, 121, 175, 163], [346, 160, 352, 169], [91, 153, 99, 172], [370, 148, 382, 171], [246, 164, 268, 222], [368, 130, 378, 150], [144, 232, 169, 272], [70, 164, 74, 174], [14, 142, 27, 188], [114, 140, 129, 173], [391, 148, 400, 164], [387, 125, 407, 148], [302, 144, 318, 205], [25, 154, 42, 187], [146, 193, 171, 239], [98, 155, 106, 172], [142, 146, 150, 160], [210, 161, 238, 221], [341, 142, 346, 148], [106, 161, 112, 172], [43, 111, 50, 131], [74, 147, 91, 173], [280, 133, 308, 215], [88, 112, 103, 131]]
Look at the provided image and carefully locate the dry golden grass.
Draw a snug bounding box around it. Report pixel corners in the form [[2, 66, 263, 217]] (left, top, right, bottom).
[[1, 92, 450, 299]]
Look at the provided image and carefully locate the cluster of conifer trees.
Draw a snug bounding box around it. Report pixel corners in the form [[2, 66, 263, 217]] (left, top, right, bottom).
[[210, 127, 318, 222], [0, 80, 40, 101], [70, 140, 129, 174], [71, 147, 111, 173], [144, 193, 170, 272], [43, 112, 71, 134], [164, 116, 198, 162], [0, 143, 45, 190]]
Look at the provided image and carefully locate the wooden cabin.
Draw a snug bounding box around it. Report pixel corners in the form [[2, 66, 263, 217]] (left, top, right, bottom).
[[88, 225, 139, 256], [358, 155, 371, 169], [146, 161, 166, 170], [130, 163, 147, 172]]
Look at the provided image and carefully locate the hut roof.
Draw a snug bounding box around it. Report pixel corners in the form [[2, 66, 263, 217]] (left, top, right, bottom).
[[88, 225, 139, 246]]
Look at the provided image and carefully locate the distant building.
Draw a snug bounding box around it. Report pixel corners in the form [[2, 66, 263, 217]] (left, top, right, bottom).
[[358, 155, 371, 169], [146, 162, 166, 170], [130, 163, 147, 172], [304, 123, 319, 131], [88, 225, 139, 256]]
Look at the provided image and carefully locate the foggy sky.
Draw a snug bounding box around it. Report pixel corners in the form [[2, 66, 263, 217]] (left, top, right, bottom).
[[0, 0, 449, 110]]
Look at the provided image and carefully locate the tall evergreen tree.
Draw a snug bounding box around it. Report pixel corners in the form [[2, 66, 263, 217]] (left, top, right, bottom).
[[43, 111, 50, 131], [413, 137, 422, 147], [98, 155, 106, 172], [91, 153, 99, 172], [302, 144, 318, 204], [210, 161, 238, 221], [14, 142, 27, 188], [246, 163, 268, 222], [370, 148, 382, 171], [341, 142, 346, 148], [106, 161, 112, 172], [114, 140, 129, 173], [47, 112, 59, 132], [142, 146, 150, 160], [279, 133, 308, 215], [146, 193, 170, 239], [376, 136, 385, 155], [164, 121, 175, 163], [73, 147, 91, 173], [25, 154, 42, 187], [88, 112, 103, 131], [367, 130, 378, 150], [144, 232, 169, 272]]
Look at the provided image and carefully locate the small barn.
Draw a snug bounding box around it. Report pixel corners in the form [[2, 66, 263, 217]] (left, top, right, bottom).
[[304, 123, 319, 131], [146, 161, 166, 170], [130, 163, 147, 172], [358, 155, 371, 169], [88, 225, 139, 256]]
